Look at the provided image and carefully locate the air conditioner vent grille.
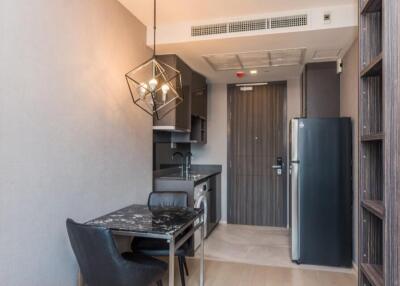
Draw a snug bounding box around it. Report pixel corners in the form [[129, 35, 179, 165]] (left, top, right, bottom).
[[270, 14, 308, 29], [191, 23, 227, 37], [228, 19, 267, 33], [191, 14, 308, 37]]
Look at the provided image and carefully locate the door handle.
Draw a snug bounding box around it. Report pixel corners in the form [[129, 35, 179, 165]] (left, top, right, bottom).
[[272, 157, 284, 175]]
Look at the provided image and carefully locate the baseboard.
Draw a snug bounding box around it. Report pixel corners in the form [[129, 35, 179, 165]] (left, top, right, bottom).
[[352, 261, 358, 277]]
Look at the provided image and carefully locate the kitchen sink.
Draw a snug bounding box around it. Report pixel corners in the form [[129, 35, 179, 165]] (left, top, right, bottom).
[[158, 173, 205, 181]]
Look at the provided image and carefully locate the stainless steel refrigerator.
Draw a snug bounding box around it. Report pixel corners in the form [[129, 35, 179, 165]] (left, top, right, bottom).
[[290, 118, 353, 267]]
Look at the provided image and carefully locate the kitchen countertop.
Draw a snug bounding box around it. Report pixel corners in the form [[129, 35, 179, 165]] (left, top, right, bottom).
[[154, 164, 222, 183]]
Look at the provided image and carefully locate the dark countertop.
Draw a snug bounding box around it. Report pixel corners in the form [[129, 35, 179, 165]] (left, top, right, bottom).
[[86, 204, 203, 236], [154, 164, 222, 184]]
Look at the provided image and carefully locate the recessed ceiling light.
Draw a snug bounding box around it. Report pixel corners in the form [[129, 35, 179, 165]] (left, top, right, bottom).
[[250, 70, 258, 75]]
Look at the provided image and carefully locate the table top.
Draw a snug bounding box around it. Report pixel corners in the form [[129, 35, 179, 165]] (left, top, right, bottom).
[[86, 204, 203, 239]]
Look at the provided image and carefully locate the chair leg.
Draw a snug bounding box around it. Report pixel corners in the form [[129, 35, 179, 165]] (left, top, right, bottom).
[[178, 256, 186, 286], [183, 256, 189, 276], [156, 281, 163, 286]]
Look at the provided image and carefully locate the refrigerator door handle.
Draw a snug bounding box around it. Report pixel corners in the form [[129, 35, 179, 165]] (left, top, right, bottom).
[[291, 161, 300, 262], [290, 118, 300, 262]]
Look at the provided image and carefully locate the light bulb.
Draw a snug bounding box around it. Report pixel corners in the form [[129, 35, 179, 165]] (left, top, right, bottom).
[[161, 84, 170, 103], [138, 83, 148, 99], [146, 95, 154, 107], [148, 78, 158, 91]]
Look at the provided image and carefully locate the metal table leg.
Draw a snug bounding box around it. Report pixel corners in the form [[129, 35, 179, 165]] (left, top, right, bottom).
[[169, 237, 175, 286], [200, 217, 205, 286]]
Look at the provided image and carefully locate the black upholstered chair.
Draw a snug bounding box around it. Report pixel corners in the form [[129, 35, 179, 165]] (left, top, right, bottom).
[[66, 219, 166, 286], [129, 192, 191, 286]]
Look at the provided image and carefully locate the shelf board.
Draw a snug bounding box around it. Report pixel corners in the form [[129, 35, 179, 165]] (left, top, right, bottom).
[[361, 53, 383, 78], [361, 0, 382, 14], [361, 133, 385, 142], [362, 200, 385, 219], [361, 263, 384, 286]]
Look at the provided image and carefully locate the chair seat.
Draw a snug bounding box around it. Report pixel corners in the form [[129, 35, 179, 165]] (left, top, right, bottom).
[[122, 252, 168, 272], [132, 237, 190, 257]]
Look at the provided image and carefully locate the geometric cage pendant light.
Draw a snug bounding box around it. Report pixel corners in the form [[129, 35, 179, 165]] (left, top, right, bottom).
[[125, 0, 183, 120]]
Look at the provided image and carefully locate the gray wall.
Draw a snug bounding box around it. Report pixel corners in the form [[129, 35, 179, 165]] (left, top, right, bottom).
[[286, 78, 302, 226], [305, 62, 341, 117], [192, 84, 228, 222], [340, 39, 359, 264], [153, 141, 191, 170], [0, 1, 152, 285]]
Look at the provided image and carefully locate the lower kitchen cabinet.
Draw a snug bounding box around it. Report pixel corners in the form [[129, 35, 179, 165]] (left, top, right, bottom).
[[153, 166, 222, 254], [208, 174, 221, 232]]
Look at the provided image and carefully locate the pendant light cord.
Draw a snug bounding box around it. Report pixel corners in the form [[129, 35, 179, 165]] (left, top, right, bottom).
[[153, 0, 156, 57]]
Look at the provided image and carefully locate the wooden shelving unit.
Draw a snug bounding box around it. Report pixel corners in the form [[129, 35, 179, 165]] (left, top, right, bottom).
[[361, 53, 382, 78], [361, 0, 382, 14], [361, 200, 385, 219], [361, 133, 384, 142], [358, 0, 385, 285], [361, 263, 384, 286]]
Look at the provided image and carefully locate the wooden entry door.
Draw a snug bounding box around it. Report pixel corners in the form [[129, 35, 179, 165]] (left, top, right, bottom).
[[227, 83, 287, 227]]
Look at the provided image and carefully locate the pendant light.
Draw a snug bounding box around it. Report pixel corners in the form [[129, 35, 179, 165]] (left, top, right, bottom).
[[125, 0, 183, 120]]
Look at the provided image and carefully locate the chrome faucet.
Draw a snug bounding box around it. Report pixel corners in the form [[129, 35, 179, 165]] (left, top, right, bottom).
[[172, 151, 193, 178], [185, 152, 193, 176], [172, 151, 184, 176]]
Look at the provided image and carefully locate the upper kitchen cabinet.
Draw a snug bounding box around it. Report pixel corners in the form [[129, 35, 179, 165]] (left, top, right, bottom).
[[191, 71, 207, 119], [190, 71, 208, 144], [153, 54, 192, 132], [301, 62, 340, 118]]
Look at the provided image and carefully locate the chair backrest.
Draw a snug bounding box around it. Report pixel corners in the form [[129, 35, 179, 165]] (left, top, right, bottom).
[[66, 219, 124, 286], [148, 191, 188, 208]]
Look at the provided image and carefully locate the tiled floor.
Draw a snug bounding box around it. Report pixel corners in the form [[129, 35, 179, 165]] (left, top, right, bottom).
[[163, 258, 357, 286], [163, 223, 357, 285], [200, 224, 355, 273], [200, 223, 292, 268]]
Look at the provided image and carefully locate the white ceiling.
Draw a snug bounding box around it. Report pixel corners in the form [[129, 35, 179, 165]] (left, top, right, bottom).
[[119, 0, 358, 83], [156, 27, 357, 83], [119, 0, 356, 26]]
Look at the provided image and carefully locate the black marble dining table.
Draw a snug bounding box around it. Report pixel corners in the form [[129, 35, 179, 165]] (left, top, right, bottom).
[[85, 204, 205, 286]]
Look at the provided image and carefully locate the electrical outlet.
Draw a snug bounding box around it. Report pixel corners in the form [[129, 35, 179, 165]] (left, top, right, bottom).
[[324, 13, 331, 24]]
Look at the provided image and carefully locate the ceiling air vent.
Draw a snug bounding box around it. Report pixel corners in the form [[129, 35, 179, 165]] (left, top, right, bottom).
[[270, 14, 308, 29], [191, 23, 228, 37], [228, 19, 267, 33], [204, 48, 306, 71]]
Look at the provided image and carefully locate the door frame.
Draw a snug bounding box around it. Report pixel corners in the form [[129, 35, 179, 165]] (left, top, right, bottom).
[[226, 81, 288, 227]]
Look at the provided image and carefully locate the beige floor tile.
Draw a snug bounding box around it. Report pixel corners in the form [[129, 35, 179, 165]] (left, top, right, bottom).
[[162, 259, 357, 286], [160, 223, 357, 285]]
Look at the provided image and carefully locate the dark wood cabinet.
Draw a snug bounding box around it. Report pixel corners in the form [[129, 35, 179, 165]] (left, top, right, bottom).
[[153, 55, 192, 132], [301, 62, 340, 118], [208, 173, 221, 232], [190, 117, 207, 144], [190, 71, 208, 144], [191, 71, 207, 119], [153, 54, 208, 144]]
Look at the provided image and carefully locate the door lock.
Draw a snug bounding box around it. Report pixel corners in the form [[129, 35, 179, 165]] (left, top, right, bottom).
[[272, 157, 284, 176]]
